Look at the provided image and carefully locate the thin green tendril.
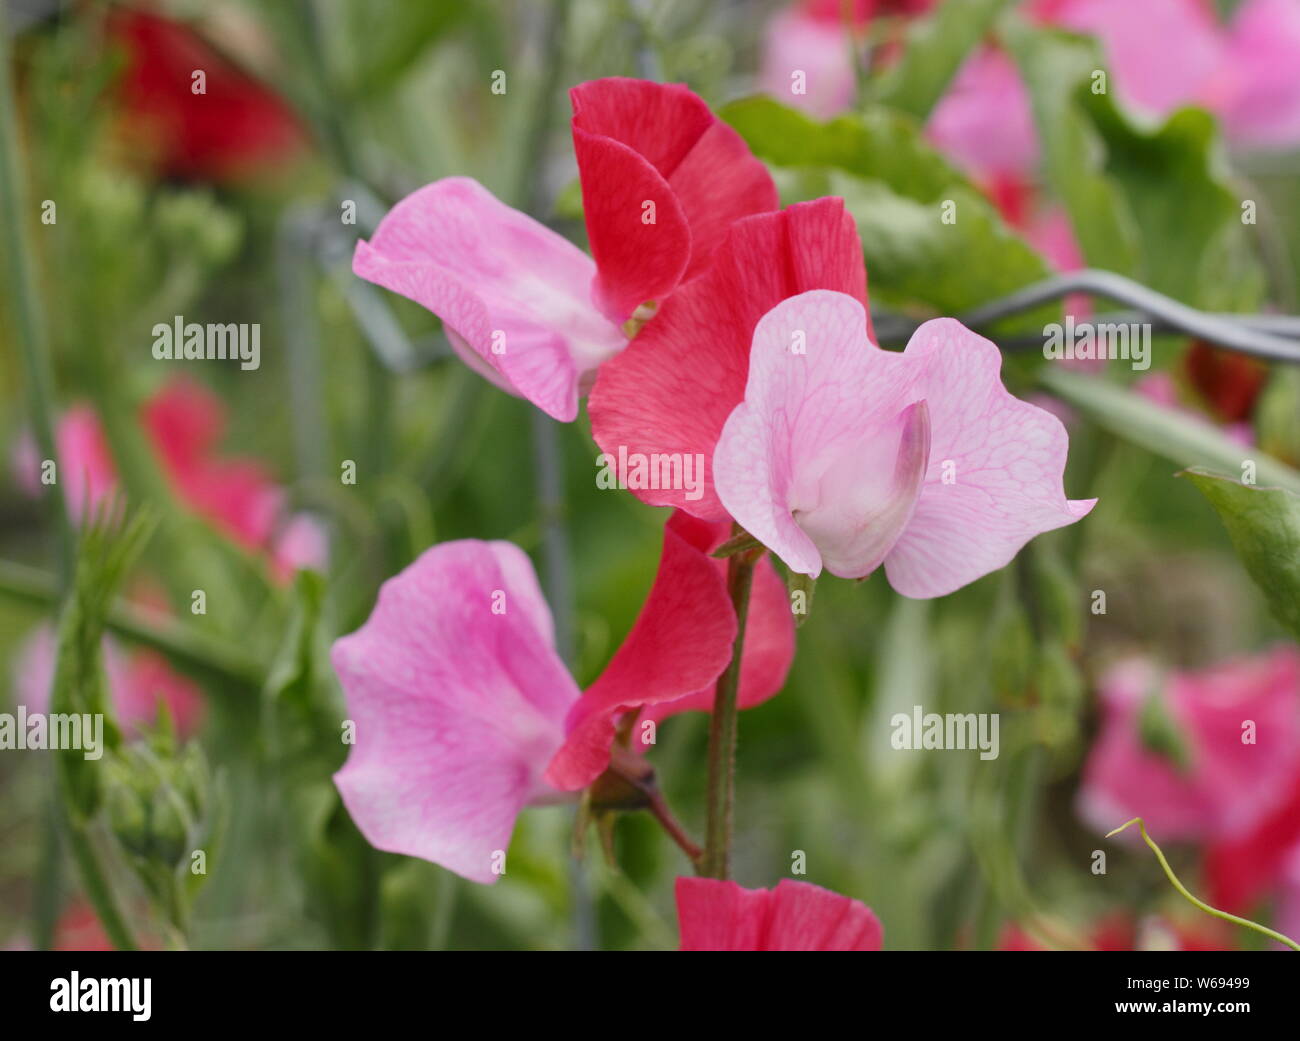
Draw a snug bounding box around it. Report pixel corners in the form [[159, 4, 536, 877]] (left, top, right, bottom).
[[1107, 817, 1300, 952]]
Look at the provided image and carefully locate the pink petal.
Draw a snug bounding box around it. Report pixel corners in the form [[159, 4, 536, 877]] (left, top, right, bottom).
[[544, 511, 738, 791], [927, 47, 1038, 183], [714, 290, 927, 579], [270, 511, 330, 584], [353, 177, 625, 422], [588, 197, 868, 520], [882, 318, 1096, 598], [332, 540, 578, 883], [759, 9, 856, 119], [676, 877, 883, 950], [1043, 0, 1224, 120], [1215, 0, 1300, 148], [571, 78, 777, 320]]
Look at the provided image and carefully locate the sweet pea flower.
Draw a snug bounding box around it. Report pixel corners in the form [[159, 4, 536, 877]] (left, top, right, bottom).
[[676, 878, 883, 951], [13, 378, 326, 581], [712, 290, 1095, 594], [589, 196, 869, 521], [1079, 647, 1300, 842], [13, 624, 205, 740], [352, 78, 776, 422], [331, 512, 792, 884]]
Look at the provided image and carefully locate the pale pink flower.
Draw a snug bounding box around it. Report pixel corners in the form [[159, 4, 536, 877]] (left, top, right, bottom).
[[712, 290, 1094, 595]]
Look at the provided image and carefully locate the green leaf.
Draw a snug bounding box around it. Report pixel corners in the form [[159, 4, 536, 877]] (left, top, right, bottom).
[[1040, 367, 1300, 496], [873, 0, 1015, 119], [1003, 21, 1138, 276], [721, 97, 1057, 335], [1179, 468, 1300, 641], [1006, 19, 1264, 310], [1082, 93, 1265, 310]]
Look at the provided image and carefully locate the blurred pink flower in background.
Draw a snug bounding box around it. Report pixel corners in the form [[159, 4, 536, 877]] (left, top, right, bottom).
[[1080, 647, 1300, 939], [676, 877, 883, 950], [13, 377, 325, 582], [331, 514, 793, 884], [12, 624, 204, 740]]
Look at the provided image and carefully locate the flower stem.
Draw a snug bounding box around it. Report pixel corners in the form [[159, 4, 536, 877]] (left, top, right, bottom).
[[60, 813, 137, 951], [699, 549, 759, 880], [1108, 817, 1300, 951]]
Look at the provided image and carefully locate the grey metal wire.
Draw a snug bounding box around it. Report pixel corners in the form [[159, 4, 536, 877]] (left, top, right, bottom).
[[874, 269, 1300, 364]]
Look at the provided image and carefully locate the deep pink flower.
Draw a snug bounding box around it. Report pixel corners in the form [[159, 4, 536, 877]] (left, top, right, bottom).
[[331, 513, 793, 883], [14, 405, 117, 519], [588, 197, 868, 521], [1079, 648, 1300, 842], [353, 79, 775, 422], [13, 624, 205, 739], [14, 379, 325, 581], [712, 291, 1094, 593], [676, 877, 883, 950]]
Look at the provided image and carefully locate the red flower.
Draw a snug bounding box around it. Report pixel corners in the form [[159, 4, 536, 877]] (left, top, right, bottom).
[[571, 78, 777, 320], [106, 7, 307, 183], [676, 877, 883, 950]]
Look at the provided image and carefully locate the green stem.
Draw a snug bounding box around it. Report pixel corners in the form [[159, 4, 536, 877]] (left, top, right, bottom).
[[1108, 817, 1300, 951], [60, 813, 137, 951], [699, 549, 759, 880], [0, 558, 263, 690], [0, 6, 72, 584]]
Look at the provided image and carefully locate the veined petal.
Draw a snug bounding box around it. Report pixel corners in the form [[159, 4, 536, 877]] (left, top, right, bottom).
[[352, 177, 625, 422], [883, 318, 1096, 598], [332, 540, 578, 884], [713, 290, 923, 578]]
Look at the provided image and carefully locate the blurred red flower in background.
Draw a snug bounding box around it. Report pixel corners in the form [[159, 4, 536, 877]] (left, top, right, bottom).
[[106, 6, 307, 183]]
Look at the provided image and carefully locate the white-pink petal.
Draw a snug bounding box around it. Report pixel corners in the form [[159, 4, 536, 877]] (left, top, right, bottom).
[[883, 318, 1096, 598]]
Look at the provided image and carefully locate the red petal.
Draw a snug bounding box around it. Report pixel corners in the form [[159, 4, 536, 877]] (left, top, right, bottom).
[[676, 877, 883, 950], [572, 78, 777, 319], [643, 519, 794, 721], [588, 197, 868, 519], [544, 511, 737, 790]]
